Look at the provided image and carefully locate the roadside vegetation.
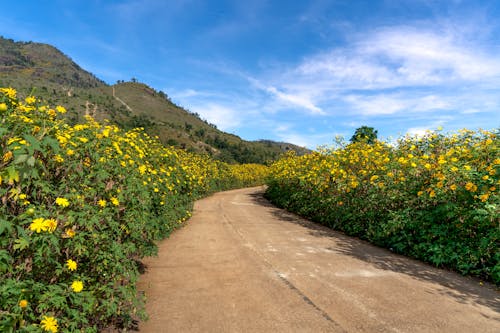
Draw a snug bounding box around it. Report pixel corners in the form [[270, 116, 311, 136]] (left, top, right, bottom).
[[266, 128, 499, 285], [0, 88, 268, 332]]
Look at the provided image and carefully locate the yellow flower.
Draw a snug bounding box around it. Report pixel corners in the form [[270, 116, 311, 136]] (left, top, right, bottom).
[[66, 149, 75, 156], [98, 199, 107, 207], [30, 218, 46, 233], [482, 175, 489, 181], [71, 280, 84, 292], [25, 96, 36, 104], [3, 151, 13, 163], [56, 105, 66, 113], [429, 190, 436, 198], [64, 228, 76, 238], [110, 197, 119, 206], [44, 219, 58, 233], [0, 102, 7, 111], [40, 316, 58, 333], [465, 182, 477, 192], [479, 193, 489, 202], [0, 87, 17, 99], [450, 184, 457, 191], [55, 197, 70, 208], [53, 154, 64, 163], [66, 259, 77, 271], [19, 299, 28, 308], [417, 190, 424, 196]]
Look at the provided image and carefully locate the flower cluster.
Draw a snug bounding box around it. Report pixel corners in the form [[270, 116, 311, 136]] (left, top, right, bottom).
[[0, 87, 269, 331], [267, 129, 499, 284]]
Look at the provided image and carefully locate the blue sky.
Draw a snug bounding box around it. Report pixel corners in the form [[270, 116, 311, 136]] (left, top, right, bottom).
[[1, 0, 500, 148]]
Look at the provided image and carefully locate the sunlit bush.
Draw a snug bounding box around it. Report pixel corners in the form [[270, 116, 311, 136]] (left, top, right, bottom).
[[0, 88, 268, 332], [266, 128, 499, 284]]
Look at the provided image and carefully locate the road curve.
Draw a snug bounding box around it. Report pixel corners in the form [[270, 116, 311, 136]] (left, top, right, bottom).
[[137, 186, 499, 332]]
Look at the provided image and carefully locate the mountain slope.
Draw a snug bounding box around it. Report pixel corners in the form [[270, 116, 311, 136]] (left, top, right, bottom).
[[0, 36, 310, 163]]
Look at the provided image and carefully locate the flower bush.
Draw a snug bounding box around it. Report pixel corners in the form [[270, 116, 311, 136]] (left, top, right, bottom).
[[266, 129, 499, 284], [0, 88, 268, 332]]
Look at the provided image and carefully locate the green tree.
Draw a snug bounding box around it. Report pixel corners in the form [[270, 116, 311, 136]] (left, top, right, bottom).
[[350, 126, 378, 144]]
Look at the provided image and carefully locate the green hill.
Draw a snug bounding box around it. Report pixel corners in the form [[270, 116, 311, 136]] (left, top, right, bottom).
[[0, 36, 309, 164]]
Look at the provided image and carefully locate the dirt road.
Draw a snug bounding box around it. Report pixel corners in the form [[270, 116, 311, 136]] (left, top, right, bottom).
[[137, 187, 499, 332]]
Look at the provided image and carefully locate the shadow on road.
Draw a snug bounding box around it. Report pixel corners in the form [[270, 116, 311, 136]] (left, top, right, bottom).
[[248, 189, 500, 316]]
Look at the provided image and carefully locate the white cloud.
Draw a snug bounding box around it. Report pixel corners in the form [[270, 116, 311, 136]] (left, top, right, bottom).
[[263, 23, 500, 119], [344, 94, 451, 116], [189, 103, 241, 131], [461, 108, 481, 114], [265, 86, 324, 114]]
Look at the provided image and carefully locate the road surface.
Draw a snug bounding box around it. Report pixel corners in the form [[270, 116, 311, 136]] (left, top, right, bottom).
[[137, 186, 499, 332]]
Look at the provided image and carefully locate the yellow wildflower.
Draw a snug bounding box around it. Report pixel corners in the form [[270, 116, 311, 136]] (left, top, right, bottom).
[[54, 154, 64, 163], [465, 182, 477, 192], [25, 96, 36, 104], [110, 197, 119, 206], [3, 151, 13, 163], [19, 299, 28, 308], [40, 316, 58, 333], [44, 219, 57, 233], [0, 87, 17, 99], [55, 197, 70, 208], [30, 218, 46, 233], [98, 199, 107, 207], [64, 228, 76, 238], [450, 184, 457, 191], [56, 105, 66, 113], [71, 280, 84, 292], [0, 102, 7, 111], [479, 193, 489, 202], [66, 259, 77, 271]]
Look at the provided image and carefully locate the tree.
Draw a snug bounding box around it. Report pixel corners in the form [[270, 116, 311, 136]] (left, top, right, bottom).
[[350, 126, 378, 144]]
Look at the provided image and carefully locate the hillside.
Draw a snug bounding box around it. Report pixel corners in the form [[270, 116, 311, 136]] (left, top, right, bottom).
[[0, 36, 309, 163]]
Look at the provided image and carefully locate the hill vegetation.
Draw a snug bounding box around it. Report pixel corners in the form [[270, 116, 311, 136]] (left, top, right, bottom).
[[0, 36, 309, 164]]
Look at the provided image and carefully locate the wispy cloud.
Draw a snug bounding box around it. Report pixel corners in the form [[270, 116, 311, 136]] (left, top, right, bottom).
[[189, 103, 241, 131], [343, 93, 451, 116], [269, 21, 500, 116]]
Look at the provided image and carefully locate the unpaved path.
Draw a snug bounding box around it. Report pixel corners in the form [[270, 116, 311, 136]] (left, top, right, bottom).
[[137, 187, 499, 332]]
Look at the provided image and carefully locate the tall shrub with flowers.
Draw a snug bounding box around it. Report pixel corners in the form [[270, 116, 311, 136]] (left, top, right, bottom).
[[0, 88, 268, 332], [266, 129, 499, 284]]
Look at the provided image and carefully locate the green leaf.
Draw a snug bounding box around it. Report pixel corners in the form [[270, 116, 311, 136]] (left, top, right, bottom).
[[27, 156, 36, 167], [0, 219, 12, 235], [13, 238, 29, 251], [24, 134, 41, 152], [14, 154, 28, 165]]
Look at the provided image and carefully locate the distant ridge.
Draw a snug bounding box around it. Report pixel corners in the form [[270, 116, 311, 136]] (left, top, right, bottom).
[[0, 36, 310, 164]]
